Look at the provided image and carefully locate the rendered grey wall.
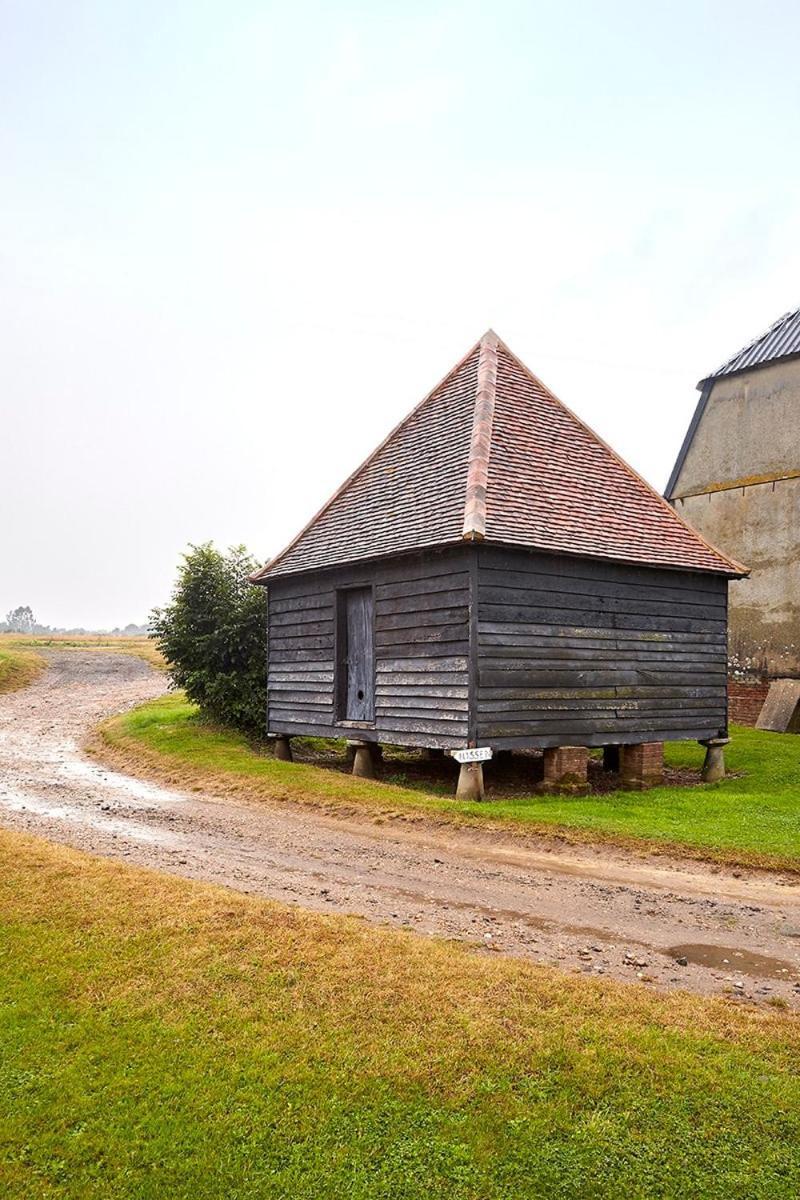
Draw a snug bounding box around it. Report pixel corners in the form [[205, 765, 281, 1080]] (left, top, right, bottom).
[[670, 358, 800, 676]]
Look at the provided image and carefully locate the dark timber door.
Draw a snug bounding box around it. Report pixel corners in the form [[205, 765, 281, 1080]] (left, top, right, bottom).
[[341, 587, 374, 722]]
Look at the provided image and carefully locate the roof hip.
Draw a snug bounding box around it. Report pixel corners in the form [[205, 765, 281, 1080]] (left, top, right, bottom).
[[462, 330, 499, 541]]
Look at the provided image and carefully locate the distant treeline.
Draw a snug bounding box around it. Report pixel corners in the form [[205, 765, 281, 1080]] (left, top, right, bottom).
[[1, 605, 147, 637]]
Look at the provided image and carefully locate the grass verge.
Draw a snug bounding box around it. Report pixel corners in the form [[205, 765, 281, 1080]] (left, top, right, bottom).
[[95, 694, 800, 874], [1, 827, 800, 1198], [0, 647, 46, 694]]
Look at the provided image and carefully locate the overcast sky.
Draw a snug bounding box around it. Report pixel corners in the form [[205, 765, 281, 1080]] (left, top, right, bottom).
[[1, 0, 799, 628]]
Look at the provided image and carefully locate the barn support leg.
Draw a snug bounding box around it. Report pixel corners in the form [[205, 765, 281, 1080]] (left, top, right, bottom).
[[602, 745, 620, 772], [273, 736, 293, 762], [620, 742, 663, 789], [350, 741, 375, 779], [699, 736, 730, 783], [456, 762, 485, 801], [540, 746, 589, 794]]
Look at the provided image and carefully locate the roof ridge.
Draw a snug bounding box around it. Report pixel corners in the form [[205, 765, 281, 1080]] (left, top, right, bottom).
[[462, 330, 499, 541], [492, 339, 748, 577], [250, 333, 485, 582]]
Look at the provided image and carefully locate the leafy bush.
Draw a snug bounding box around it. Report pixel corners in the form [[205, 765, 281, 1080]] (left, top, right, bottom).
[[150, 544, 268, 735]]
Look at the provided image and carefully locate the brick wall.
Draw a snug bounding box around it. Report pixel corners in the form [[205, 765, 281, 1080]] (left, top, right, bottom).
[[728, 680, 769, 726]]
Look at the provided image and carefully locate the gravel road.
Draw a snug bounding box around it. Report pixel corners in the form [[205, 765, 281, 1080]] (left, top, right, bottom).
[[2, 650, 800, 1006]]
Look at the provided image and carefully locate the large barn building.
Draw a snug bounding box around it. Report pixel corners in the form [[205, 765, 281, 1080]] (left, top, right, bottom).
[[666, 308, 800, 714], [252, 332, 745, 796]]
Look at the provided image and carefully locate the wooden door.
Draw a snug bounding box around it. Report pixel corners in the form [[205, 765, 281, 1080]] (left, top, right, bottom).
[[343, 587, 374, 722]]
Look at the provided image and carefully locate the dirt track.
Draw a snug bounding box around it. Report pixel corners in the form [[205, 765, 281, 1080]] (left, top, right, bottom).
[[2, 650, 800, 1006]]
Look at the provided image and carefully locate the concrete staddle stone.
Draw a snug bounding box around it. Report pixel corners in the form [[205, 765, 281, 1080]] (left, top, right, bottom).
[[539, 746, 589, 795], [456, 762, 485, 801], [699, 736, 730, 783], [756, 679, 800, 733], [350, 742, 375, 779], [273, 736, 293, 762]]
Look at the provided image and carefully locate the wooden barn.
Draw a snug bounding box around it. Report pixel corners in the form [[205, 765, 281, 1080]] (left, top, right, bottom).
[[251, 332, 747, 797]]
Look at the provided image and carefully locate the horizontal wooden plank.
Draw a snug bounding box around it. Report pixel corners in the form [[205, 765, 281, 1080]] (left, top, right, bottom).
[[376, 694, 469, 712], [478, 714, 725, 737], [375, 606, 468, 632], [478, 592, 724, 622], [374, 715, 469, 732], [269, 709, 334, 724], [269, 688, 332, 704], [477, 699, 725, 716], [477, 622, 726, 647], [478, 684, 723, 701], [477, 608, 723, 635], [376, 624, 469, 647], [478, 564, 727, 605], [375, 572, 470, 601], [270, 634, 333, 652], [268, 669, 334, 683], [478, 669, 725, 690], [268, 591, 334, 614], [474, 647, 725, 668], [478, 685, 724, 701], [375, 588, 470, 617], [377, 656, 469, 673], [375, 670, 467, 687], [477, 548, 727, 596], [487, 727, 722, 750], [265, 575, 335, 601], [271, 624, 333, 643], [269, 649, 332, 664], [270, 610, 334, 631], [377, 685, 469, 700], [265, 720, 465, 749]]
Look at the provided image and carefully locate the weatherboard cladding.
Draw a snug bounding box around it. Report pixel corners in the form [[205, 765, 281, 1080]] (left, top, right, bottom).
[[704, 307, 800, 382], [256, 333, 743, 581]]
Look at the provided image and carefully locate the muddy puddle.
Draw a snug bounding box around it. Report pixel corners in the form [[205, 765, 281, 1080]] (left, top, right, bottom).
[[668, 943, 800, 981]]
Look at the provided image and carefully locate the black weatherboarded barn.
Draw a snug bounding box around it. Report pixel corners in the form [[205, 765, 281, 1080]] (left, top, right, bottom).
[[252, 332, 746, 797]]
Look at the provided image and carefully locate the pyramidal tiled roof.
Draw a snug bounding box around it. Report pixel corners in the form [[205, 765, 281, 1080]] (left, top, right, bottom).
[[253, 332, 747, 581], [702, 306, 800, 384]]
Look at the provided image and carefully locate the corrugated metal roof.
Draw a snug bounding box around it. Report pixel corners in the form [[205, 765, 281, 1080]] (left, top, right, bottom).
[[253, 332, 747, 581], [703, 307, 800, 382]]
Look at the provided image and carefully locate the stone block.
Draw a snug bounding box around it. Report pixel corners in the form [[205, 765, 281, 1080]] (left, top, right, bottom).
[[755, 679, 800, 733]]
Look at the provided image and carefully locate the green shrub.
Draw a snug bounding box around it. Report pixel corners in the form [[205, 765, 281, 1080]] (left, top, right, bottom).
[[150, 544, 268, 735]]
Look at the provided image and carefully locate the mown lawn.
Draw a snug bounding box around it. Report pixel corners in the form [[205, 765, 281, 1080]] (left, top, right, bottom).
[[98, 694, 800, 872], [0, 647, 46, 694], [1, 829, 800, 1199]]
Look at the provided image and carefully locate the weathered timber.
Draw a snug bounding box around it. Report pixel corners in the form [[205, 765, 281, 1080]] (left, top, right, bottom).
[[263, 543, 730, 753]]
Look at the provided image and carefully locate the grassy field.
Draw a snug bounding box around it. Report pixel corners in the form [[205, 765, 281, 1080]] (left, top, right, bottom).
[[1, 828, 800, 1199], [0, 646, 46, 694], [3, 634, 164, 670], [97, 693, 800, 872]]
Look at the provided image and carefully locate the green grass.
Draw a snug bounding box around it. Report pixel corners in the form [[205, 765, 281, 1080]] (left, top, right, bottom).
[[98, 694, 800, 872], [2, 829, 800, 1199], [0, 647, 46, 694]]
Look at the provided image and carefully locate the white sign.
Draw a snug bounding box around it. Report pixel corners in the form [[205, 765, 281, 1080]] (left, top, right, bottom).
[[452, 747, 493, 764]]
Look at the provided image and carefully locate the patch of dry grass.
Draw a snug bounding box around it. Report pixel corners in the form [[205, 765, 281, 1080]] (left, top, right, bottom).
[[5, 633, 164, 669], [1, 828, 800, 1198], [0, 646, 47, 694]]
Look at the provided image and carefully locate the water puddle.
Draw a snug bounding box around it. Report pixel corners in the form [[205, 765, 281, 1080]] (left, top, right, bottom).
[[668, 943, 800, 981], [0, 786, 183, 848]]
